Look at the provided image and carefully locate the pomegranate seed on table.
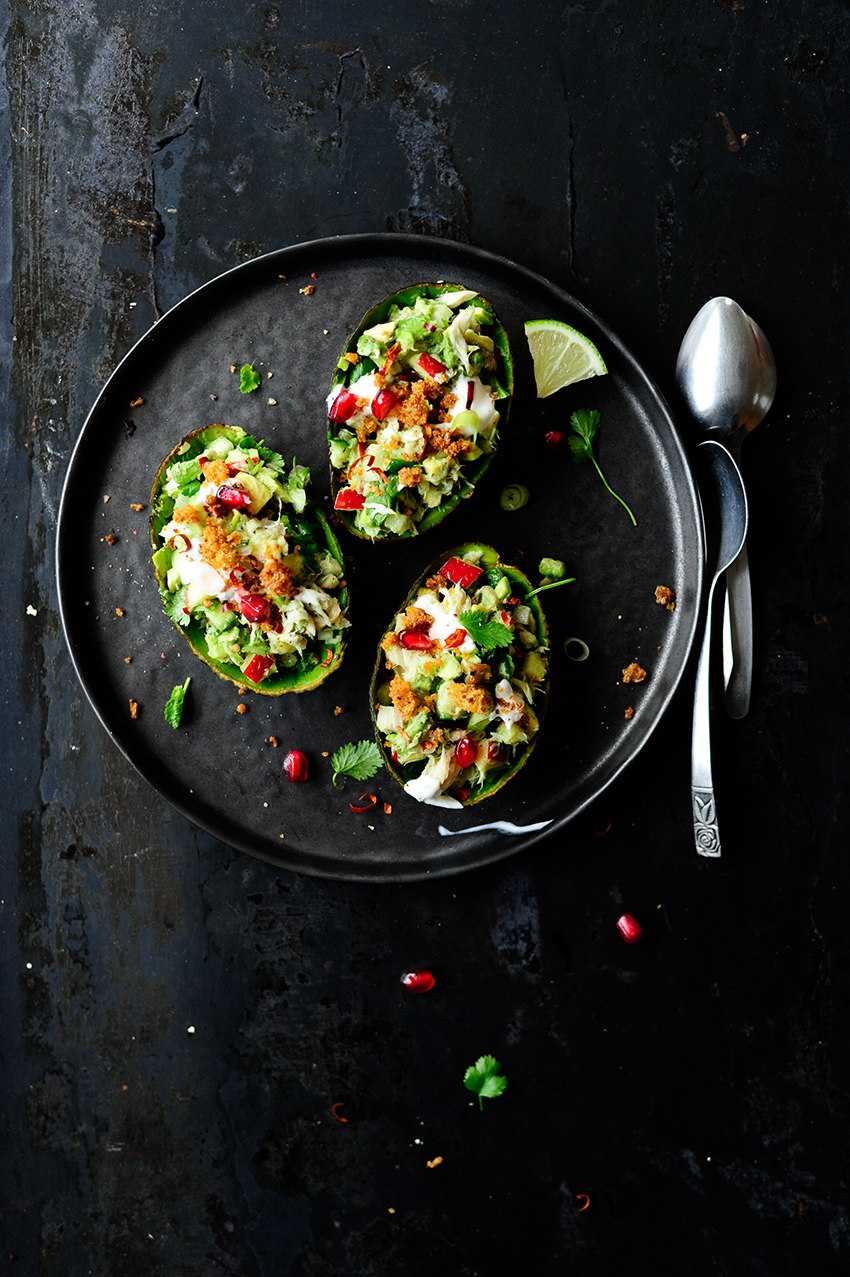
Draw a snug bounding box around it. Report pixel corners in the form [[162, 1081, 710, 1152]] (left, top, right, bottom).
[[544, 430, 564, 453], [401, 968, 435, 993], [283, 749, 308, 783], [454, 737, 477, 768], [616, 914, 642, 943]]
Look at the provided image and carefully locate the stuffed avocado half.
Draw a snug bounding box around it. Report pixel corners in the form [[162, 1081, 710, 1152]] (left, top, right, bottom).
[[151, 424, 349, 694], [372, 544, 549, 808], [328, 283, 512, 540]]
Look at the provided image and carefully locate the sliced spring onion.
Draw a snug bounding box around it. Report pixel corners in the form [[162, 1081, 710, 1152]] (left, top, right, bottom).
[[564, 637, 590, 661], [500, 483, 530, 511]]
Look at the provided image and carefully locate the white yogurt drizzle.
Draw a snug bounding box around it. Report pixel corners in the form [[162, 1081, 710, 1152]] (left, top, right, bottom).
[[437, 819, 553, 837]]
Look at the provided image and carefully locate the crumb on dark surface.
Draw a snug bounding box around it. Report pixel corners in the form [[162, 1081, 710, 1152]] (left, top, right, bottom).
[[622, 662, 647, 684], [625, 706, 634, 719], [655, 585, 675, 611], [236, 703, 247, 714], [129, 699, 139, 718]]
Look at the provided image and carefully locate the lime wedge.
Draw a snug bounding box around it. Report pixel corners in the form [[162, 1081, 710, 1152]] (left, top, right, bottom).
[[524, 320, 607, 398]]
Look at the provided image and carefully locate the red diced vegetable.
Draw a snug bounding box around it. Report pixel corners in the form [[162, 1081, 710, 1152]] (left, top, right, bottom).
[[243, 654, 274, 684], [443, 627, 467, 649], [334, 489, 366, 510], [418, 352, 446, 378], [441, 557, 482, 589]]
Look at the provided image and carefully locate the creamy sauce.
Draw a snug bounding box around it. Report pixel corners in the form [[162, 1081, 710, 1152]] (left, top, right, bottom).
[[494, 677, 525, 726], [437, 819, 553, 836], [404, 773, 463, 808], [443, 374, 498, 433], [415, 592, 475, 652]]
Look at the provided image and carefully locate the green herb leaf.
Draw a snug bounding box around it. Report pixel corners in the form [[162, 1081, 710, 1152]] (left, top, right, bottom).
[[161, 585, 191, 628], [526, 577, 576, 599], [463, 1055, 507, 1110], [568, 409, 637, 526], [164, 677, 191, 729], [240, 364, 261, 394], [458, 611, 512, 654], [331, 740, 383, 789]]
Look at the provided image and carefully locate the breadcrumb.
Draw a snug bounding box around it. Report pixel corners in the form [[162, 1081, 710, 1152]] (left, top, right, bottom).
[[622, 662, 647, 684], [655, 585, 676, 611], [447, 682, 493, 715], [389, 675, 421, 721]]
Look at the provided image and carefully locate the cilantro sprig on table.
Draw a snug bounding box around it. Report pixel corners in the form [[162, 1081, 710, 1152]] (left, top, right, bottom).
[[239, 364, 261, 393], [568, 408, 637, 526], [331, 740, 383, 789], [458, 611, 512, 654], [164, 678, 190, 729], [464, 1055, 508, 1110]]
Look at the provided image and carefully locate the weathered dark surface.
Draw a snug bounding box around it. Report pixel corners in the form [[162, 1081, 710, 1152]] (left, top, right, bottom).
[[2, 1, 848, 1273]]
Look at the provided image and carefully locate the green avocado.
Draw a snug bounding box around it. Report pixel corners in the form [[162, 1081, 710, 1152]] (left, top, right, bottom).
[[150, 424, 349, 695], [328, 283, 513, 542], [370, 542, 550, 807]]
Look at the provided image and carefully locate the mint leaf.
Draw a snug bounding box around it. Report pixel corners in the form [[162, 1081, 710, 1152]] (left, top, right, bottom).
[[458, 611, 512, 654], [568, 408, 637, 526], [164, 678, 191, 729], [331, 740, 383, 789], [240, 364, 261, 393], [463, 1055, 507, 1110]]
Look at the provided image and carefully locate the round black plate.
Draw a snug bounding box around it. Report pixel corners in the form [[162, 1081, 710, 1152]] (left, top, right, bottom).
[[56, 234, 703, 882]]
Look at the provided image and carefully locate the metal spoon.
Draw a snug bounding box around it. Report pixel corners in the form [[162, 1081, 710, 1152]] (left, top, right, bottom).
[[675, 297, 776, 718], [691, 440, 748, 856]]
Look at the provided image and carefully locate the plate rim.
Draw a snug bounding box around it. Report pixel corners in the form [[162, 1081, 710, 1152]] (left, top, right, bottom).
[[56, 231, 703, 881]]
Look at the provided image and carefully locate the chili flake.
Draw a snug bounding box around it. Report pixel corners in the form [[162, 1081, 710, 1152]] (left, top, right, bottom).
[[331, 1103, 348, 1122], [129, 699, 139, 719]]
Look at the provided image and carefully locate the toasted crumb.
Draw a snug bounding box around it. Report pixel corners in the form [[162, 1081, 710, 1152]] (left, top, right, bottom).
[[322, 751, 330, 757], [622, 662, 647, 684], [625, 706, 634, 720], [426, 1156, 444, 1169], [334, 706, 344, 716], [130, 503, 144, 512], [236, 703, 248, 714], [129, 699, 139, 719], [105, 534, 116, 546], [299, 285, 315, 295], [383, 802, 392, 815], [115, 608, 124, 617], [129, 397, 143, 407], [210, 394, 217, 401], [230, 365, 237, 373], [269, 736, 278, 747], [124, 657, 132, 664], [655, 585, 676, 611]]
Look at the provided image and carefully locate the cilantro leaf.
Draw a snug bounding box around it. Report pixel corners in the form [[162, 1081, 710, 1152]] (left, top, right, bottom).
[[160, 585, 191, 628], [331, 740, 383, 789], [240, 364, 261, 394], [164, 678, 191, 729], [568, 408, 637, 526], [458, 611, 512, 654], [463, 1055, 508, 1110]]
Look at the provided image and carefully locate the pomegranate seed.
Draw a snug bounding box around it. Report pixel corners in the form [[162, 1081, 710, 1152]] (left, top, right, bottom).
[[329, 389, 359, 422], [544, 430, 564, 453], [283, 749, 308, 783], [400, 630, 432, 650], [371, 388, 397, 420], [454, 736, 476, 768], [487, 742, 507, 763], [239, 593, 271, 623], [401, 968, 435, 993], [217, 485, 252, 509], [616, 914, 642, 943]]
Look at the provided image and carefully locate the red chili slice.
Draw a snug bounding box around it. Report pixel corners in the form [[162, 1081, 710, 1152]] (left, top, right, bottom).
[[329, 389, 359, 422], [243, 655, 274, 684], [381, 342, 401, 375], [168, 532, 192, 552], [319, 647, 335, 668], [465, 379, 475, 410], [441, 557, 482, 589], [418, 352, 446, 378], [576, 1194, 590, 1212], [331, 1103, 348, 1123], [371, 388, 397, 420], [443, 627, 467, 649], [334, 489, 366, 510], [349, 793, 377, 813]]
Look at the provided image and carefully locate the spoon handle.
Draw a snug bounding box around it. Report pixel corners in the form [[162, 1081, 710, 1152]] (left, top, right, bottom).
[[692, 580, 722, 857], [723, 542, 753, 718]]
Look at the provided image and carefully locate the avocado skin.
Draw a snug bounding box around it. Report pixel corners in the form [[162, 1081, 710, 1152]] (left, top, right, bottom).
[[150, 425, 348, 695], [370, 542, 549, 806], [328, 284, 513, 541]]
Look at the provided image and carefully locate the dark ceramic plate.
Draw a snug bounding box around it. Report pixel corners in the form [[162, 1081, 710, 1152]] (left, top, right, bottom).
[[56, 234, 702, 882]]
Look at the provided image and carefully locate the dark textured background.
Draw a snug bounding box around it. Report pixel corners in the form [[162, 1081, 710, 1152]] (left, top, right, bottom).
[[2, 1, 848, 1273]]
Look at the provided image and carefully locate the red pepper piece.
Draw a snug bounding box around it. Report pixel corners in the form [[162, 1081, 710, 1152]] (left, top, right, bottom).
[[349, 793, 377, 813], [616, 914, 642, 943], [168, 532, 192, 552], [381, 342, 401, 375], [371, 388, 397, 420], [217, 485, 252, 509], [331, 1102, 348, 1122], [243, 654, 274, 684], [334, 488, 366, 510], [329, 388, 359, 422], [576, 1194, 590, 1212], [441, 557, 482, 589], [400, 630, 433, 650], [400, 968, 435, 993], [239, 593, 271, 623], [319, 647, 334, 668], [283, 749, 308, 782], [417, 352, 446, 378]]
